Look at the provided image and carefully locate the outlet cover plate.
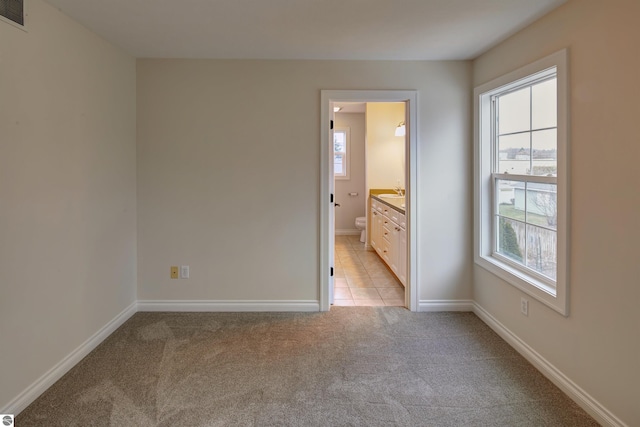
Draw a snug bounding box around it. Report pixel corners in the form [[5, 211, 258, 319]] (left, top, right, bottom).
[[180, 265, 190, 279]]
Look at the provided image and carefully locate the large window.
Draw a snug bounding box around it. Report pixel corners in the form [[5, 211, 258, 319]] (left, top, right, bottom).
[[475, 50, 569, 315], [334, 127, 350, 180]]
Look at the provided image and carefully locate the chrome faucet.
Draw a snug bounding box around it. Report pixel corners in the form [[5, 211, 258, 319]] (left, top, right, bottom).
[[394, 186, 404, 197]]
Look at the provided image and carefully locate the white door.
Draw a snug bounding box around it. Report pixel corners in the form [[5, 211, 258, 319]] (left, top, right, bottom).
[[328, 108, 336, 305]]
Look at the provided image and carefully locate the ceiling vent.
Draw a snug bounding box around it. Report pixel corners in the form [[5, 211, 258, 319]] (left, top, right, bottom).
[[1, 0, 24, 27]]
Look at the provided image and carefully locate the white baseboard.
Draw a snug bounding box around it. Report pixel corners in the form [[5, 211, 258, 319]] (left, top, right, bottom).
[[137, 300, 320, 312], [473, 302, 627, 427], [335, 229, 361, 236], [4, 301, 137, 416], [418, 299, 474, 312]]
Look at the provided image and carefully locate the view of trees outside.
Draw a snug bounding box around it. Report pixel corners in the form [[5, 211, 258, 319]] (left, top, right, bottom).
[[495, 77, 558, 281], [497, 215, 557, 280]]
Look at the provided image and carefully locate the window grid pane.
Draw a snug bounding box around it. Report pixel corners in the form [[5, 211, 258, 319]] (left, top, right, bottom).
[[525, 183, 557, 230], [334, 154, 344, 175], [496, 216, 526, 263], [531, 78, 557, 130], [526, 224, 557, 280], [531, 129, 557, 176], [495, 77, 557, 177], [494, 175, 557, 280], [497, 87, 530, 135]]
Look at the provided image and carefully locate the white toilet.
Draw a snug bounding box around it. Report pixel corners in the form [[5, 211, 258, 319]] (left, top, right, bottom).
[[355, 217, 366, 243]]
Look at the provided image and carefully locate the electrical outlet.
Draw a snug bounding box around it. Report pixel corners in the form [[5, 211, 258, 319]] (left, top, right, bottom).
[[180, 265, 189, 279], [170, 266, 179, 279], [520, 297, 529, 316]]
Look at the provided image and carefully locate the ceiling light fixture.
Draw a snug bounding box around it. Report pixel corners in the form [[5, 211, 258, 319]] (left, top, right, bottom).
[[395, 121, 406, 137]]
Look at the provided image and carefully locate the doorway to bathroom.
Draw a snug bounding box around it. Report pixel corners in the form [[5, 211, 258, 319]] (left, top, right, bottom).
[[333, 102, 405, 307], [320, 90, 418, 312]]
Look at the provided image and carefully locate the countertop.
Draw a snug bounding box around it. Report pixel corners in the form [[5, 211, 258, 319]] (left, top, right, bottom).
[[371, 194, 405, 214]]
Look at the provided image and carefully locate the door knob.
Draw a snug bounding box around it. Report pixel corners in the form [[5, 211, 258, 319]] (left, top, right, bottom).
[[334, 203, 341, 207]]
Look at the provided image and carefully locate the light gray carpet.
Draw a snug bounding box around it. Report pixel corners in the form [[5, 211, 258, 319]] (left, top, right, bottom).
[[18, 308, 598, 426]]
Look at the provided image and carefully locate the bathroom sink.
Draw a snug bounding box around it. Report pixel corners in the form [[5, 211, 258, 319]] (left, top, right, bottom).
[[378, 194, 405, 199]]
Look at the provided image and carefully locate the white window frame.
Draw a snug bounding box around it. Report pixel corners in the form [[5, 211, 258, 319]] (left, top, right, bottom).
[[334, 127, 350, 180], [474, 49, 570, 316]]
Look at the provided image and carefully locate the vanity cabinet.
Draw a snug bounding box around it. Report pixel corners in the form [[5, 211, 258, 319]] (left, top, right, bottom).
[[370, 205, 384, 251], [370, 197, 406, 287]]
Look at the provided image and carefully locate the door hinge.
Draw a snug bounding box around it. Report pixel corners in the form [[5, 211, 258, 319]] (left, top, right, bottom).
[[330, 120, 334, 130], [330, 267, 334, 277]]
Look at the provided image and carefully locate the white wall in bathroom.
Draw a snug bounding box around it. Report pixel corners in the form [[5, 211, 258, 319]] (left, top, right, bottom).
[[335, 113, 366, 233], [365, 103, 406, 191]]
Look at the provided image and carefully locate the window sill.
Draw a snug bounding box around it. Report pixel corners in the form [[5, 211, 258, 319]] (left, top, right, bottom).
[[476, 254, 567, 316]]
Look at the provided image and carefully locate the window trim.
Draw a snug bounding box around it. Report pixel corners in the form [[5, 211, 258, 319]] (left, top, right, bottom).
[[474, 49, 570, 316], [333, 127, 350, 180]]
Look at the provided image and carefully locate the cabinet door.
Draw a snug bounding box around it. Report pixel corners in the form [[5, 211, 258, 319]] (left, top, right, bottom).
[[398, 226, 407, 286], [389, 223, 401, 275], [374, 210, 385, 256], [382, 223, 393, 265], [370, 209, 379, 250]]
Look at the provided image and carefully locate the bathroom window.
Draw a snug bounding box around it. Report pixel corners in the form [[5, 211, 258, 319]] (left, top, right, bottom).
[[474, 49, 569, 315], [334, 127, 350, 180]]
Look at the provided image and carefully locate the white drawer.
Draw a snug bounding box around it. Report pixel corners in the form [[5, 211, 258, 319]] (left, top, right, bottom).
[[380, 242, 391, 263], [372, 199, 385, 213], [382, 224, 391, 241], [389, 209, 406, 229]]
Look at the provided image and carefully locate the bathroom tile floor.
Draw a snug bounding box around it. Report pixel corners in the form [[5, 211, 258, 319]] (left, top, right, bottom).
[[333, 235, 405, 307]]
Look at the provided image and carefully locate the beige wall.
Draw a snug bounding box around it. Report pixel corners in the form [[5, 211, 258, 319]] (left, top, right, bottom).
[[473, 0, 640, 424], [0, 0, 137, 411], [137, 59, 472, 303], [366, 103, 406, 190], [335, 113, 366, 232], [4, 0, 636, 422]]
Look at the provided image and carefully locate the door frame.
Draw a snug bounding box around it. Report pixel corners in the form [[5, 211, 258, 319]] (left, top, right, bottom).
[[320, 90, 419, 311]]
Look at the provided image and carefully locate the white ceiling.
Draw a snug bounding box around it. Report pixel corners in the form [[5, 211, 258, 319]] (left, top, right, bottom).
[[44, 0, 566, 60], [335, 102, 366, 113]]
